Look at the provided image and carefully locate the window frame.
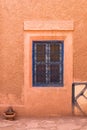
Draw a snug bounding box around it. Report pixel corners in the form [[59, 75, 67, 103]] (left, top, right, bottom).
[[32, 40, 64, 87]]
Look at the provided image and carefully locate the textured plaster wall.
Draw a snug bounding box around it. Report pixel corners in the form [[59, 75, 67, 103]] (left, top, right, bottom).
[[0, 0, 87, 113]]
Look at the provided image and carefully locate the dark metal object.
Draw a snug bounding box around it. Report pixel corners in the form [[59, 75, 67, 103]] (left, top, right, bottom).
[[72, 82, 87, 115]]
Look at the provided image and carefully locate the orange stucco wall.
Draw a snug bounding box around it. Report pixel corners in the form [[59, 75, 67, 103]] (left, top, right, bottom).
[[0, 0, 87, 116]]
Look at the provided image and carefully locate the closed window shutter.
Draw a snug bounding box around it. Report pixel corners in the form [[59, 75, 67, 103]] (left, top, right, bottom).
[[33, 41, 64, 87], [33, 43, 46, 85]]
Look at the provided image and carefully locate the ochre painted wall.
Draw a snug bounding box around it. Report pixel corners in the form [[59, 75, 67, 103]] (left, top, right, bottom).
[[0, 0, 87, 116]]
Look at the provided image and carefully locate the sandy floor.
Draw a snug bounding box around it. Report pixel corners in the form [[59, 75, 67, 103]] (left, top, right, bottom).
[[0, 116, 87, 130]]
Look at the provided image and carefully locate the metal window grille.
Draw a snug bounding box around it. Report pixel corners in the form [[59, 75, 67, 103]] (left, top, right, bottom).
[[32, 40, 64, 87]]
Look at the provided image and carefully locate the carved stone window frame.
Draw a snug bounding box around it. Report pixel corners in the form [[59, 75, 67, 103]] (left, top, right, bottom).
[[24, 20, 74, 104]]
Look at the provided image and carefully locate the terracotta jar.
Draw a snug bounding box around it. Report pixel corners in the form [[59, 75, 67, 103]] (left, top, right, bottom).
[[3, 107, 16, 120]]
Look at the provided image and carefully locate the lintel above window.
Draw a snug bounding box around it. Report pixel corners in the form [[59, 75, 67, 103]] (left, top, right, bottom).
[[24, 21, 74, 31]]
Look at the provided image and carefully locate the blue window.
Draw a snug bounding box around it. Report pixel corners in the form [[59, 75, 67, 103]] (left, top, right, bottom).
[[32, 40, 64, 87]]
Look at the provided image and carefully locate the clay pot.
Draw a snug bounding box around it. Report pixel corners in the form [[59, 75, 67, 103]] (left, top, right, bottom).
[[3, 107, 16, 120], [3, 112, 16, 120]]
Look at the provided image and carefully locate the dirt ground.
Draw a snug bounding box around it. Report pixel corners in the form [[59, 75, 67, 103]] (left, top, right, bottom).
[[0, 116, 87, 130]]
